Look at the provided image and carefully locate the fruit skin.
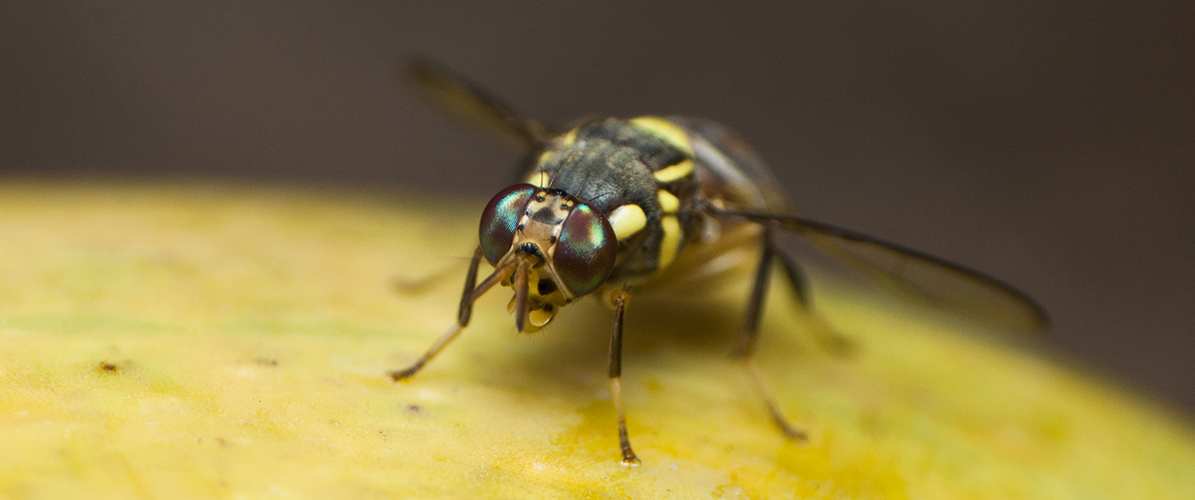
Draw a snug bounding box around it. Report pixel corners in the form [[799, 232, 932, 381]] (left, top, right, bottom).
[[1, 180, 1192, 500]]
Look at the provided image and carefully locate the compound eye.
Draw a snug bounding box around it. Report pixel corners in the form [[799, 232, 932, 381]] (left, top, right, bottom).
[[553, 203, 617, 297], [478, 184, 537, 265]]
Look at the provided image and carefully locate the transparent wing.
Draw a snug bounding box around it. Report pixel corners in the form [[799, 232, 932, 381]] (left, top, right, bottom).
[[402, 58, 548, 149], [718, 208, 1050, 333]]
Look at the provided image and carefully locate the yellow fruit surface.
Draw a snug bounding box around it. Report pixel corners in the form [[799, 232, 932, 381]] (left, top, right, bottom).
[[1, 181, 1192, 499]]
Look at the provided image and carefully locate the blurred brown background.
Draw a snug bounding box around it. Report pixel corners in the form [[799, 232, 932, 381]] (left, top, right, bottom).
[[2, 2, 1192, 412]]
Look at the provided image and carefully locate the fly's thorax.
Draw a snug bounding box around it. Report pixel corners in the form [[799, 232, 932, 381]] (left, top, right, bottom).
[[516, 117, 790, 300], [521, 118, 706, 285]]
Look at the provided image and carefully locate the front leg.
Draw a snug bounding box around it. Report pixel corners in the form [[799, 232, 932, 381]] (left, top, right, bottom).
[[388, 247, 483, 382], [607, 288, 641, 466]]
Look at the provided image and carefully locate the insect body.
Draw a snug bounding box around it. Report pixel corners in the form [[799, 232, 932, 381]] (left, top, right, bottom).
[[390, 60, 1049, 466]]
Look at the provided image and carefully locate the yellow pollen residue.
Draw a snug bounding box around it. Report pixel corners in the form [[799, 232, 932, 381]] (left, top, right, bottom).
[[657, 215, 681, 269], [629, 116, 694, 156], [652, 159, 693, 183], [607, 204, 647, 240], [657, 189, 679, 213]]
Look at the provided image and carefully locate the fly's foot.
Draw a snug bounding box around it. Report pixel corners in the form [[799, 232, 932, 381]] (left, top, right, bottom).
[[387, 363, 423, 382], [764, 397, 808, 441], [620, 446, 641, 467], [777, 420, 808, 441]]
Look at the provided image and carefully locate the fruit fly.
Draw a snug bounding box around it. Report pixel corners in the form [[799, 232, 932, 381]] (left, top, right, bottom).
[[389, 59, 1049, 465]]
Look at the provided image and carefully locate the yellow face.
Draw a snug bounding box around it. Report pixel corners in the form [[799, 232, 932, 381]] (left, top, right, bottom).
[[475, 185, 619, 333], [493, 192, 576, 331]]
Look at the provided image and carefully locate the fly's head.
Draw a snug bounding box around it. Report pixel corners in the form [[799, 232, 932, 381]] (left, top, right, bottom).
[[474, 184, 618, 332]]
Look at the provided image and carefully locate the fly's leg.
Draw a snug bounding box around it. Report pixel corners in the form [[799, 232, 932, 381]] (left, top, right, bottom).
[[774, 249, 856, 356], [734, 227, 774, 357], [392, 262, 466, 296], [388, 247, 483, 381], [607, 289, 641, 466], [736, 226, 807, 440]]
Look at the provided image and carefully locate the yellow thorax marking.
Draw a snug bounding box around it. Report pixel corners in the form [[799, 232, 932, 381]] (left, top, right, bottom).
[[535, 128, 580, 167], [657, 215, 682, 269], [657, 189, 679, 213], [629, 116, 694, 156], [652, 159, 693, 183], [557, 127, 579, 147], [607, 204, 647, 240], [526, 170, 550, 187]]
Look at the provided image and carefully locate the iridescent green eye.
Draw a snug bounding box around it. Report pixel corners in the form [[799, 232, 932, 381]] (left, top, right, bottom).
[[553, 203, 617, 297], [478, 184, 536, 265]]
